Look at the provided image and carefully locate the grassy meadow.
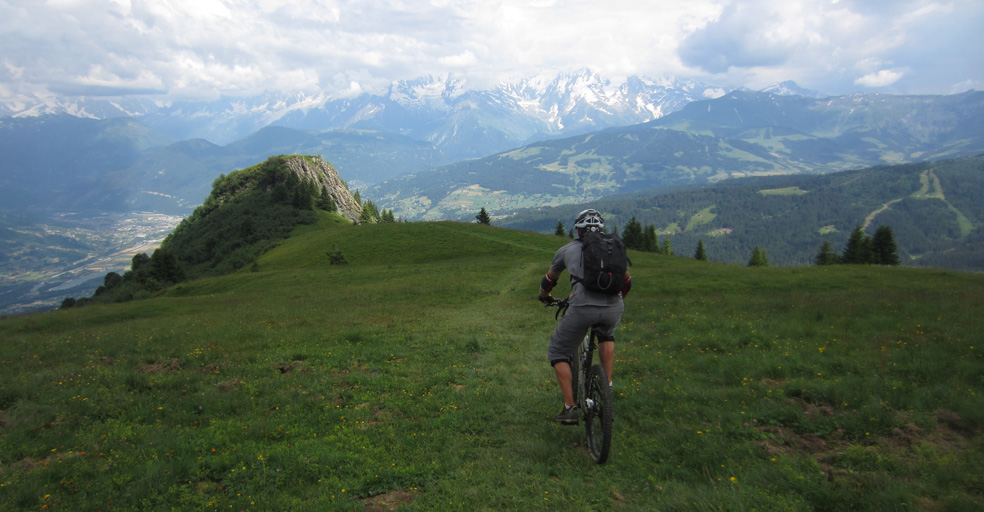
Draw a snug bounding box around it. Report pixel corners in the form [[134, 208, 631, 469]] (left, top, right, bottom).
[[1, 214, 982, 511]]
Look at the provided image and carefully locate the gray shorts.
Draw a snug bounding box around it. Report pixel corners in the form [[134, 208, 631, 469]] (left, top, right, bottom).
[[547, 303, 624, 364]]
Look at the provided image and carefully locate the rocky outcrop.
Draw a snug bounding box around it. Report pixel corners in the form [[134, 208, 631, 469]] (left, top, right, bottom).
[[282, 155, 362, 222]]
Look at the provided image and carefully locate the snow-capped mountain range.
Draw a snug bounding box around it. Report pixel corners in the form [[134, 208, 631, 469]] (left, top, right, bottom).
[[1, 70, 817, 161]]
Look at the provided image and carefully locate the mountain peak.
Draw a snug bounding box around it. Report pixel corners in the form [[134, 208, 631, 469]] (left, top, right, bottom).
[[761, 80, 823, 98], [3, 71, 721, 154]]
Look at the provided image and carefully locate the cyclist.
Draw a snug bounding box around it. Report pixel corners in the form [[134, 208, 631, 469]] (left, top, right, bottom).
[[538, 209, 631, 425]]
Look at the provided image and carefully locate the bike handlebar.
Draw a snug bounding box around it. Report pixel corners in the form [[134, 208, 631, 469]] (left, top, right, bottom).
[[543, 296, 570, 319]]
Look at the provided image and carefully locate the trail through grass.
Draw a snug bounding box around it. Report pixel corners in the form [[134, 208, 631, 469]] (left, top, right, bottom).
[[1, 218, 982, 511]]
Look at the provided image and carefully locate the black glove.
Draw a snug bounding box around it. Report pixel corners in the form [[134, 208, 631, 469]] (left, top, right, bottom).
[[538, 294, 553, 304]]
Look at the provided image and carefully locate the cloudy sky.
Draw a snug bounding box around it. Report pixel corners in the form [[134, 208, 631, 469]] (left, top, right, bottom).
[[2, 0, 982, 105]]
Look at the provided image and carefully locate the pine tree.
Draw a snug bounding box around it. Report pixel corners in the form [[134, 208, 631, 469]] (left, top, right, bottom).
[[359, 199, 380, 223], [554, 221, 566, 236], [815, 239, 837, 265], [661, 238, 673, 256], [328, 247, 347, 265], [643, 225, 658, 253], [622, 217, 644, 250], [872, 225, 901, 265], [748, 246, 769, 267], [694, 240, 707, 261], [841, 226, 874, 264], [317, 187, 337, 212], [476, 207, 491, 225]]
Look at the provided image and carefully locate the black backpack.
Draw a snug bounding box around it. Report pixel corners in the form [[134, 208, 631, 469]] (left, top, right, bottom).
[[574, 232, 629, 295]]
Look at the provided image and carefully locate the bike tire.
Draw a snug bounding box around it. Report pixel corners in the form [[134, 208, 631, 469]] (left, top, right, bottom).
[[584, 364, 613, 464]]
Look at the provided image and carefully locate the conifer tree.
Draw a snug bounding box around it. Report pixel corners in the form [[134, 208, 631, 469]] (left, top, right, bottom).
[[815, 239, 837, 265], [328, 247, 347, 265], [872, 225, 901, 265], [748, 246, 769, 267], [644, 225, 658, 253], [317, 187, 337, 212], [476, 207, 491, 225], [555, 221, 566, 236], [661, 238, 673, 256], [359, 199, 380, 223], [622, 217, 644, 250], [694, 240, 707, 261], [841, 226, 874, 264]]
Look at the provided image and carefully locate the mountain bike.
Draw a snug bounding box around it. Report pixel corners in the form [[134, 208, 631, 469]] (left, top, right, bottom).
[[546, 298, 614, 464]]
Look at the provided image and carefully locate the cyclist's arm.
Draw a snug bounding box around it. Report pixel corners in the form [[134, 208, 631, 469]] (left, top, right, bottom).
[[621, 271, 632, 298], [539, 268, 560, 302]]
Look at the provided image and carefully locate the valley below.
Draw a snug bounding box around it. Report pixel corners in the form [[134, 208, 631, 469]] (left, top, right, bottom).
[[0, 211, 183, 314]]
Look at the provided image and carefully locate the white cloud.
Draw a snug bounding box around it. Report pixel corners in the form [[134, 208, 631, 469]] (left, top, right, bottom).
[[855, 69, 905, 88], [440, 50, 478, 68], [703, 88, 727, 99], [0, 0, 981, 103]]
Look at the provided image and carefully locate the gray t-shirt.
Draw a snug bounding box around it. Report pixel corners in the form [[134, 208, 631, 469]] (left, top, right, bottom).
[[550, 239, 623, 307]]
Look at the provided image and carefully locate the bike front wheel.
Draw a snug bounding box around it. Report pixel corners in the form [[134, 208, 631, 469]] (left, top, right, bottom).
[[584, 364, 613, 463]]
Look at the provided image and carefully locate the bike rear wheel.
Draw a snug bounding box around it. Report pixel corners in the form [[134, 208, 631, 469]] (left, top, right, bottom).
[[584, 364, 613, 463]]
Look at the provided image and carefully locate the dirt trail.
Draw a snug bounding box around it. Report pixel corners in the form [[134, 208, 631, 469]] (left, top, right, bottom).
[[863, 168, 953, 231]]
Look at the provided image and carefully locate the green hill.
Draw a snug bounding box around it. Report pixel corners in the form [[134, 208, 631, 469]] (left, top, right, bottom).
[[499, 155, 984, 271], [2, 217, 982, 510], [66, 155, 365, 307]]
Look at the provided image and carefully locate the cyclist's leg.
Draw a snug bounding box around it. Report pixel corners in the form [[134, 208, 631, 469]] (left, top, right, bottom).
[[552, 361, 575, 407], [591, 302, 624, 387], [548, 312, 590, 408], [597, 338, 614, 386]]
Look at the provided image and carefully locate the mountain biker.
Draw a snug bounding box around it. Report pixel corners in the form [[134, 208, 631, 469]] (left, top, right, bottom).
[[538, 209, 631, 425]]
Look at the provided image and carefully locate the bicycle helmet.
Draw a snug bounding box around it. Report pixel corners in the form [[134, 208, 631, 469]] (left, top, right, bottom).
[[574, 209, 605, 233]]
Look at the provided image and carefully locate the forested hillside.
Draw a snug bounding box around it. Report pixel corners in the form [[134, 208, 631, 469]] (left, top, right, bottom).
[[498, 155, 984, 270], [62, 155, 371, 307]]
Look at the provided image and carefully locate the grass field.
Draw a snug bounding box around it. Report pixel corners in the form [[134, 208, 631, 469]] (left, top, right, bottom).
[[1, 214, 982, 511]]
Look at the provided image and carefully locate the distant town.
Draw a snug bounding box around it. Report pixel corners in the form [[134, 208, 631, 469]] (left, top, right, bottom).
[[1, 212, 184, 314]]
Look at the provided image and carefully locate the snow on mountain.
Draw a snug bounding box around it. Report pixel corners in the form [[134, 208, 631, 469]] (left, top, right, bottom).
[[2, 94, 161, 120], [761, 80, 823, 98], [2, 70, 745, 159], [388, 75, 466, 109]]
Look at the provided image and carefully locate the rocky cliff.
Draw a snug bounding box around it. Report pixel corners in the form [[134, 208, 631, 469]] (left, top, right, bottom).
[[282, 155, 362, 222]]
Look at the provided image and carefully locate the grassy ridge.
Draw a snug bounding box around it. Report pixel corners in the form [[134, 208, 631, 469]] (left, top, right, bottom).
[[1, 215, 982, 511]]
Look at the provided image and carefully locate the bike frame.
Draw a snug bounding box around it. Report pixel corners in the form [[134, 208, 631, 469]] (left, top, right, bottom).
[[575, 330, 596, 411]]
